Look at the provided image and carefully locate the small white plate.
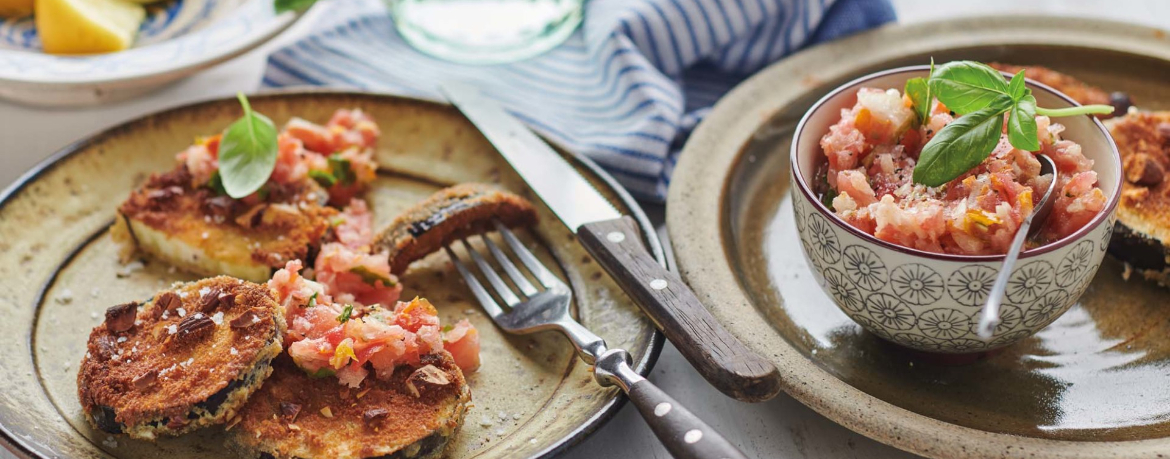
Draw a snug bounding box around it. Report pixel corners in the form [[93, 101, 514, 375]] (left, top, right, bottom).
[[0, 0, 298, 107]]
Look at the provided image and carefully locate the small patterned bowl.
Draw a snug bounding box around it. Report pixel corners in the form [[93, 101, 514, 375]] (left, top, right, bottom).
[[789, 66, 1122, 354], [0, 0, 299, 106]]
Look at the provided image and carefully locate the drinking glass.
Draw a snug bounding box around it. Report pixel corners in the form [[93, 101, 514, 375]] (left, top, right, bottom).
[[386, 0, 584, 64]]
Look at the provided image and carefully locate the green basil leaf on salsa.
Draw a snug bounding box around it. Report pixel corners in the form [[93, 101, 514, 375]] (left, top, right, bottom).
[[928, 61, 1010, 115], [329, 153, 355, 185], [306, 367, 335, 378], [218, 93, 279, 199], [904, 77, 931, 126], [308, 169, 337, 188], [912, 95, 1012, 187], [1008, 92, 1040, 152], [336, 304, 354, 324], [207, 170, 227, 195], [1006, 70, 1027, 102], [349, 266, 396, 287]]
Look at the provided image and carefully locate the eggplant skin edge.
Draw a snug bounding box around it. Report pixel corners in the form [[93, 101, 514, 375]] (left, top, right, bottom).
[[1108, 221, 1170, 286]]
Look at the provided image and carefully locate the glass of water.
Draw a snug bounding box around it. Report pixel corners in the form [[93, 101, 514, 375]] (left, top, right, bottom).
[[386, 0, 583, 65]]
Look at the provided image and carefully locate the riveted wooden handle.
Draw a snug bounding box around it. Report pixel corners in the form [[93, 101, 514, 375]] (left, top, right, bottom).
[[628, 379, 749, 459], [578, 216, 781, 402]]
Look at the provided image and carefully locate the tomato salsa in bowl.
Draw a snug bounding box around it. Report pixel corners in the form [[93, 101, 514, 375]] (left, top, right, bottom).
[[789, 66, 1121, 353]]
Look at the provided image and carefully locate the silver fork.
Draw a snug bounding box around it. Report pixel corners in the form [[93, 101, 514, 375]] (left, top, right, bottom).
[[444, 221, 748, 459]]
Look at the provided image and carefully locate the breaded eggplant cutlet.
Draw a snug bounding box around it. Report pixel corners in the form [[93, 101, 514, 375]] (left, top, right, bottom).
[[112, 108, 381, 283], [374, 183, 538, 275], [78, 276, 286, 440], [1107, 111, 1170, 285], [226, 352, 471, 459], [113, 167, 337, 283]]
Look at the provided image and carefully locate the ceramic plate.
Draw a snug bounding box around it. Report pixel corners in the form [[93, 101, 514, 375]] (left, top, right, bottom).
[[0, 0, 299, 106], [0, 91, 663, 459], [668, 16, 1170, 459]]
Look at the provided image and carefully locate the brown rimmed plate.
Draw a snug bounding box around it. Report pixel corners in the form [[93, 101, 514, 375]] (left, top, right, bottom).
[[668, 16, 1170, 459], [0, 91, 663, 459]]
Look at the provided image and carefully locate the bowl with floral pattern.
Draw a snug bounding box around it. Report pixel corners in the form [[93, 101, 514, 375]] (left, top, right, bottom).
[[790, 66, 1122, 353]]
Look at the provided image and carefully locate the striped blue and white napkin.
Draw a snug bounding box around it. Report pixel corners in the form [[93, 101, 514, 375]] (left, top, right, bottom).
[[263, 0, 895, 201]]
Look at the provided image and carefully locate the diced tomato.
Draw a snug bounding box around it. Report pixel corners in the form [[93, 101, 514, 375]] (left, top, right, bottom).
[[285, 117, 336, 154], [334, 199, 374, 250], [393, 298, 441, 332], [314, 243, 402, 307], [178, 143, 217, 186], [443, 319, 481, 372], [328, 109, 380, 150], [269, 134, 311, 184], [1045, 171, 1105, 241], [836, 170, 878, 207]]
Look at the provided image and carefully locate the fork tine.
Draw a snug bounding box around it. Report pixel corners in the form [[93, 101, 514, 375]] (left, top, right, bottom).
[[444, 245, 506, 319], [482, 235, 539, 297], [461, 239, 521, 307], [493, 220, 562, 289]]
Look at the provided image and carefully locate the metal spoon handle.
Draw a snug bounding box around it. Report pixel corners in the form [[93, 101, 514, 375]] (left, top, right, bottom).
[[977, 217, 1035, 338]]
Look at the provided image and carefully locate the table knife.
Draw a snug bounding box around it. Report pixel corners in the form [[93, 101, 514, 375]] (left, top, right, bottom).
[[440, 82, 781, 402]]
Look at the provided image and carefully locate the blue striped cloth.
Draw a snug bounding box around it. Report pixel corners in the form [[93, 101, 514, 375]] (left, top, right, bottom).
[[263, 0, 895, 201]]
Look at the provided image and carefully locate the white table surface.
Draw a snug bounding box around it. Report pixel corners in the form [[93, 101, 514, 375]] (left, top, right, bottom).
[[2, 1, 1167, 458]]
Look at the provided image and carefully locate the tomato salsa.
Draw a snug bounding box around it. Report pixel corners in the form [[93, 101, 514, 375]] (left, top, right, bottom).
[[817, 87, 1105, 255]]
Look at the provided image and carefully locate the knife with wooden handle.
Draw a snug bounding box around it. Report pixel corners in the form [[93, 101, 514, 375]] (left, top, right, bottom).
[[440, 82, 781, 402]]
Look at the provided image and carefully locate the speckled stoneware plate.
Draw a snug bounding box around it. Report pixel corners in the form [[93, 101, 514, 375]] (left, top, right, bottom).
[[668, 16, 1170, 459], [0, 91, 663, 459]]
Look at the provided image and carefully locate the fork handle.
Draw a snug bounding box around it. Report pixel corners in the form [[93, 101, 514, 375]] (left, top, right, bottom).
[[596, 349, 749, 459], [628, 378, 748, 459], [578, 217, 781, 402]]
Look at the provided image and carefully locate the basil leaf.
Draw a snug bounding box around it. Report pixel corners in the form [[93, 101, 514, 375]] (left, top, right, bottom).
[[1008, 93, 1040, 152], [928, 61, 1010, 115], [275, 0, 318, 13], [349, 266, 396, 286], [912, 96, 1012, 187], [328, 154, 355, 185], [218, 94, 279, 199], [1007, 70, 1026, 101], [820, 188, 837, 210], [306, 367, 335, 379], [207, 170, 227, 195], [336, 304, 354, 324], [905, 77, 931, 125], [309, 169, 337, 187]]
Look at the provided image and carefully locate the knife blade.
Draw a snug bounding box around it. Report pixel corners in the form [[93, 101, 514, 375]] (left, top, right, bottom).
[[440, 82, 781, 402], [438, 82, 622, 230]]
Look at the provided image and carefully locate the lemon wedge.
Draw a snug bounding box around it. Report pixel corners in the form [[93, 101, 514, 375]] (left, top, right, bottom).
[[35, 0, 145, 54], [0, 0, 33, 18]]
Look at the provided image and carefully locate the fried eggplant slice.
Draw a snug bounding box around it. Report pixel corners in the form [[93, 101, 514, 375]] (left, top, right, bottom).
[[374, 183, 537, 275], [226, 352, 471, 459], [1107, 111, 1170, 285], [112, 165, 337, 283], [77, 277, 286, 440], [988, 63, 1133, 117]]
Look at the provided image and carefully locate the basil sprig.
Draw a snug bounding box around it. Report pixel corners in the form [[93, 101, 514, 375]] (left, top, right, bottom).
[[218, 93, 279, 198], [910, 61, 1114, 187]]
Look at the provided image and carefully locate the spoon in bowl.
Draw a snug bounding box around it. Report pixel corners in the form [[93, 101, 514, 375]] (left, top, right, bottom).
[[976, 154, 1059, 339]]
